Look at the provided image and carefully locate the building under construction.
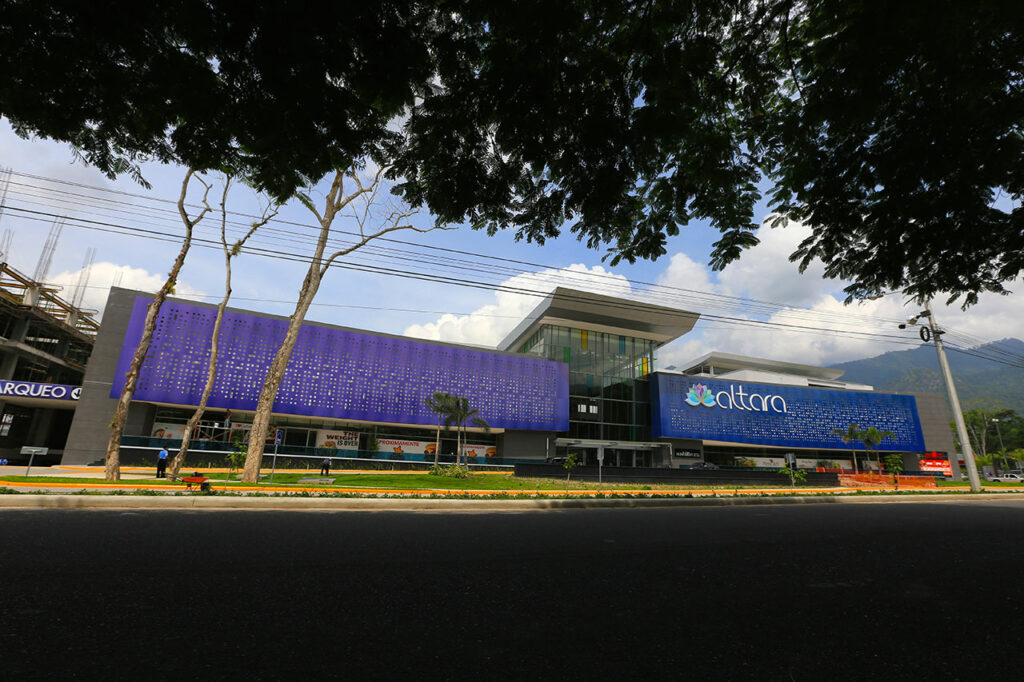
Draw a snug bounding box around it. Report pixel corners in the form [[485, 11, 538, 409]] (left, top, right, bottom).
[[0, 261, 98, 463]]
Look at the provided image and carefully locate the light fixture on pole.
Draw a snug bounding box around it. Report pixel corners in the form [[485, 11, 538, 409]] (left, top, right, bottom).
[[992, 418, 1007, 472], [899, 301, 982, 492]]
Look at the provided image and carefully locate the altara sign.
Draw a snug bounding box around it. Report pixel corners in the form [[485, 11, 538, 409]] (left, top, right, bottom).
[[684, 383, 787, 414]]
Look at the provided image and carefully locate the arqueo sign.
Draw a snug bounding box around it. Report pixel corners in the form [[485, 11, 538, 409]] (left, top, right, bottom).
[[0, 381, 81, 400]]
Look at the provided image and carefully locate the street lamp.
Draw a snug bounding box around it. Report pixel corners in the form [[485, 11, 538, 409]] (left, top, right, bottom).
[[899, 301, 982, 492], [992, 418, 1007, 472]]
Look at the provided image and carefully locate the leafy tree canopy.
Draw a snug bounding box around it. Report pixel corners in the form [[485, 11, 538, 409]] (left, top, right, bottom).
[[1, 0, 1021, 304]]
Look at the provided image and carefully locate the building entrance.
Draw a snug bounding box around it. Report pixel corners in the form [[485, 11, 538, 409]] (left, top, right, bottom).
[[556, 439, 666, 468]]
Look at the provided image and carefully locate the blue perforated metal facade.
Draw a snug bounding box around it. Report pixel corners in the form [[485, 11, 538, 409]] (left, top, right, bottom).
[[651, 373, 926, 451], [111, 297, 569, 431]]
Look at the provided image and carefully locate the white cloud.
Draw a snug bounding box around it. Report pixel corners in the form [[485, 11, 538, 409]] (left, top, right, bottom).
[[401, 219, 1024, 368], [48, 261, 204, 318], [403, 263, 631, 347], [715, 221, 831, 304], [655, 219, 1024, 369]]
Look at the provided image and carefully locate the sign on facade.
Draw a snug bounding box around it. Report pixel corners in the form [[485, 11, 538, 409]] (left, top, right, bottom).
[[651, 374, 926, 451], [0, 381, 81, 400]]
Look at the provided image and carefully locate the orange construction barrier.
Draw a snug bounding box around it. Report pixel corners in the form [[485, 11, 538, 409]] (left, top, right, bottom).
[[838, 473, 936, 488]]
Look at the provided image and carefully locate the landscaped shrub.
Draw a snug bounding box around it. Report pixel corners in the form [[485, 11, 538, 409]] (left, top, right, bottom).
[[429, 464, 471, 479]]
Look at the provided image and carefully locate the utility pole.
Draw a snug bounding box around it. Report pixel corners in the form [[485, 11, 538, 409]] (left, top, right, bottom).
[[923, 302, 982, 492]]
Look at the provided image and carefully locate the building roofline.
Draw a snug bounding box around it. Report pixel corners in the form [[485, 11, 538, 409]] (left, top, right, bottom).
[[497, 287, 699, 351], [674, 351, 846, 381]]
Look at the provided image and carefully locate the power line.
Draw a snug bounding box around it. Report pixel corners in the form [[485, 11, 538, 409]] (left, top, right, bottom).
[[4, 170, 919, 328], [4, 204, 945, 352], [6, 169, 1024, 366]]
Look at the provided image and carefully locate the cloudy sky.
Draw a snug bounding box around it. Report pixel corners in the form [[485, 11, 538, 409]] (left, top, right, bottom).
[[3, 119, 1023, 370]]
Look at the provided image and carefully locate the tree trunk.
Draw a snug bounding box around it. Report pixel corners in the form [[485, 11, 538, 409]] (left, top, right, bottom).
[[237, 167, 437, 482], [104, 169, 205, 481], [434, 417, 440, 466], [455, 423, 461, 467], [241, 267, 321, 482], [169, 265, 231, 479], [851, 444, 858, 473]]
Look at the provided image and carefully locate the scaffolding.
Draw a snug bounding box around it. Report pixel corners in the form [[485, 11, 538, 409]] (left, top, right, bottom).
[[0, 261, 100, 339]]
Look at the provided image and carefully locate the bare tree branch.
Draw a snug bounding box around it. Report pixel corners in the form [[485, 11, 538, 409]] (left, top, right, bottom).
[[321, 222, 453, 276]]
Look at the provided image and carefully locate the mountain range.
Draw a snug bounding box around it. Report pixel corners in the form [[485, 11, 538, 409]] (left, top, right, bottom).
[[831, 338, 1024, 415]]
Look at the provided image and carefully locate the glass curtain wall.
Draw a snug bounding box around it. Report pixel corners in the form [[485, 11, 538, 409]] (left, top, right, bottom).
[[520, 324, 655, 442]]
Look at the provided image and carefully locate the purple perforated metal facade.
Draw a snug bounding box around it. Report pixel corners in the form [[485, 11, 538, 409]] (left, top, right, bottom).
[[111, 297, 569, 431]]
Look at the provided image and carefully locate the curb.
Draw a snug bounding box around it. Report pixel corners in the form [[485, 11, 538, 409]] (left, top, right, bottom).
[[1, 492, 1023, 511]]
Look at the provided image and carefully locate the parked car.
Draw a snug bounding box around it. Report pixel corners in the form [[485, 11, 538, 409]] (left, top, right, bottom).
[[992, 473, 1024, 483], [682, 461, 719, 470]]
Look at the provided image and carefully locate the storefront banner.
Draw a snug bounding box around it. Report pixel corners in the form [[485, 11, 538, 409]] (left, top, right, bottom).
[[316, 430, 360, 450], [376, 438, 435, 457], [375, 438, 496, 460], [0, 381, 81, 400]]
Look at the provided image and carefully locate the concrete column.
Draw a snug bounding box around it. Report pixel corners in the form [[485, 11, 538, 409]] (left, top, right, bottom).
[[25, 407, 54, 447], [0, 351, 17, 379], [8, 317, 29, 343]]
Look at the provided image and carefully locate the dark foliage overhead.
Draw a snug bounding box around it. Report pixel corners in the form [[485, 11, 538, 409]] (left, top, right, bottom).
[[1, 0, 1021, 305], [0, 0, 438, 194], [748, 1, 1024, 306]]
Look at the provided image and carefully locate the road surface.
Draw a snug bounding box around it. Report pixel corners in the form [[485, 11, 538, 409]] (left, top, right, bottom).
[[2, 500, 1021, 679]]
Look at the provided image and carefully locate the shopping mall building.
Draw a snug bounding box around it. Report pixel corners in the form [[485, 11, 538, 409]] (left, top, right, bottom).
[[53, 286, 956, 472]]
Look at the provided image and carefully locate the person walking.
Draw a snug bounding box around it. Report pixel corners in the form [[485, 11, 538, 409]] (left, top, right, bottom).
[[320, 457, 331, 476], [156, 447, 169, 478]]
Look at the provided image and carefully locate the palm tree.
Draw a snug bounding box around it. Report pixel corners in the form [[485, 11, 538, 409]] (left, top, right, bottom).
[[859, 426, 896, 473], [831, 422, 863, 473], [444, 396, 490, 466], [424, 392, 454, 466]]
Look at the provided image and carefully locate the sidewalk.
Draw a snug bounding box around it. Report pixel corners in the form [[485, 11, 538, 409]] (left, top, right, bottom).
[[2, 492, 1024, 511]]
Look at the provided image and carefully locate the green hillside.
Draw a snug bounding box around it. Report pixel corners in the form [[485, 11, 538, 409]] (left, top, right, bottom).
[[831, 338, 1024, 415]]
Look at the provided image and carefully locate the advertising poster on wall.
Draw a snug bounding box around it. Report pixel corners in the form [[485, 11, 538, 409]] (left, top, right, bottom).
[[376, 438, 434, 458], [316, 430, 360, 452], [151, 422, 185, 439], [918, 458, 952, 475], [375, 439, 497, 460], [461, 445, 498, 461]]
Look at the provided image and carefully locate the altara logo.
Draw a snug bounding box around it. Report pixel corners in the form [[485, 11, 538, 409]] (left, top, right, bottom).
[[684, 383, 787, 414], [685, 384, 716, 407]]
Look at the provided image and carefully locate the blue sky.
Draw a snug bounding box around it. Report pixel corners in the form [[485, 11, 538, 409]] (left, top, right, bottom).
[[3, 119, 1023, 372]]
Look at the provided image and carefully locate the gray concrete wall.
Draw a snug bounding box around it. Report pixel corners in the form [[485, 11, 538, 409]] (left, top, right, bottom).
[[913, 392, 956, 456], [62, 288, 138, 465], [499, 430, 554, 460]]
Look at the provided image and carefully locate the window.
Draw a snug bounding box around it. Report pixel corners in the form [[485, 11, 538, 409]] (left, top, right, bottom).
[[0, 412, 13, 437]]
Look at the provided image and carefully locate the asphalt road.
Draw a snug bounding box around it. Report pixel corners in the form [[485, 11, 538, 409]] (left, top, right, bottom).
[[3, 500, 1023, 680]]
